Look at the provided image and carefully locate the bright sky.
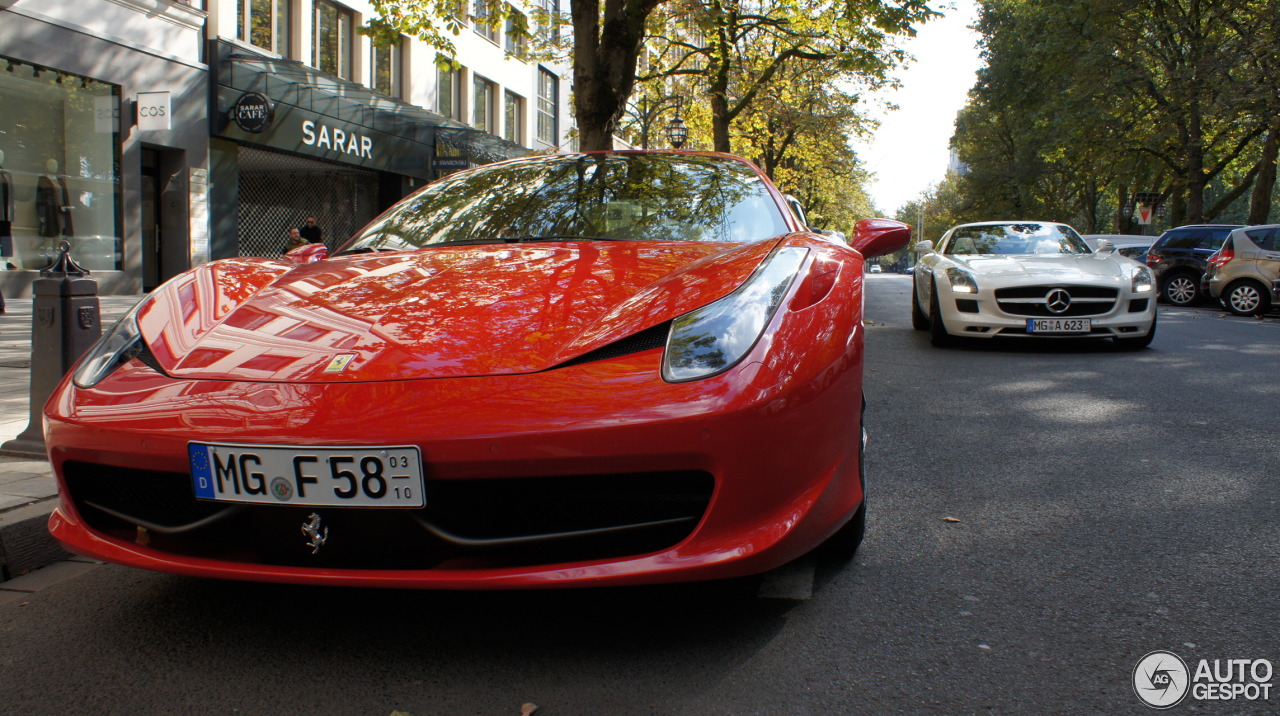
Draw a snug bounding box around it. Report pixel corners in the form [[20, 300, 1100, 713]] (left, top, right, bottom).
[[851, 0, 983, 216]]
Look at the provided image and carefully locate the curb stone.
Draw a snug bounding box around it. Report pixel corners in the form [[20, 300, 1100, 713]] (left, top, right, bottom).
[[0, 497, 67, 581]]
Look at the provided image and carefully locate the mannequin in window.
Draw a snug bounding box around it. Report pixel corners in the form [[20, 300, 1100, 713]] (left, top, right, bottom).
[[0, 149, 12, 259], [36, 158, 74, 238]]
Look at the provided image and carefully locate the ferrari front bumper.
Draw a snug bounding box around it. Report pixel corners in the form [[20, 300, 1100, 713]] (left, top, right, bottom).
[[46, 345, 867, 589]]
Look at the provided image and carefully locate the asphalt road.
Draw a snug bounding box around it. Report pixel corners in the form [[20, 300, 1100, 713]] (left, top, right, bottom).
[[2, 275, 1277, 714]]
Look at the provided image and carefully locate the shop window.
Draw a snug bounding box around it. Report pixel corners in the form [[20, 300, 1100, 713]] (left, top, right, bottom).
[[315, 0, 354, 80], [437, 59, 461, 120], [372, 37, 403, 98], [473, 76, 495, 133], [237, 0, 291, 56], [473, 0, 499, 44], [0, 58, 122, 271], [504, 91, 524, 144], [537, 67, 558, 146]]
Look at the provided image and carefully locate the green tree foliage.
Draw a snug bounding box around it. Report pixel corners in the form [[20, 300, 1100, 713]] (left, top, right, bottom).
[[950, 0, 1280, 229], [641, 0, 934, 153], [736, 63, 878, 232], [367, 0, 665, 151]]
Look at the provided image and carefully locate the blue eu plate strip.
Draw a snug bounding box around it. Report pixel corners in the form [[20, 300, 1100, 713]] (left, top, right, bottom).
[[189, 444, 215, 499]]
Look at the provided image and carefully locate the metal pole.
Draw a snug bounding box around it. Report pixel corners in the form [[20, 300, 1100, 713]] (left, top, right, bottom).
[[0, 242, 100, 458]]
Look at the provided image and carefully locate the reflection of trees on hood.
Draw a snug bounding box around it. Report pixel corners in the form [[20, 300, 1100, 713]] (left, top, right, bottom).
[[354, 154, 776, 248]]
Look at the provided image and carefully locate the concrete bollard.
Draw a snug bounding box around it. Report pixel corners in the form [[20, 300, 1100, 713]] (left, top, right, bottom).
[[0, 242, 100, 459]]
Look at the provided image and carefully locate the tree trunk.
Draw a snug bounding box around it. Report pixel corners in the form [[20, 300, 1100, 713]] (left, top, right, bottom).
[[708, 0, 734, 154], [570, 0, 654, 151], [1183, 106, 1206, 222], [1248, 120, 1280, 224]]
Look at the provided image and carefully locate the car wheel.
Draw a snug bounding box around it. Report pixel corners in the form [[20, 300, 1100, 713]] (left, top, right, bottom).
[[1222, 279, 1271, 317], [1161, 273, 1202, 306], [822, 397, 867, 561], [1114, 309, 1156, 350], [928, 280, 954, 347], [821, 501, 866, 560], [911, 284, 928, 330]]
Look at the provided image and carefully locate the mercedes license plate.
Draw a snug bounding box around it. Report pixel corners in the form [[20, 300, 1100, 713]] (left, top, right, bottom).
[[189, 442, 424, 507], [1027, 318, 1091, 334]]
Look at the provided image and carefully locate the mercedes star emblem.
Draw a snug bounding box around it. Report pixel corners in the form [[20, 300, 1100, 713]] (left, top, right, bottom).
[[1045, 289, 1072, 314]]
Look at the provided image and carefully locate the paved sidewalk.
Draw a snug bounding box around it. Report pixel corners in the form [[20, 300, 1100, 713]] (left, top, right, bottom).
[[0, 294, 140, 582]]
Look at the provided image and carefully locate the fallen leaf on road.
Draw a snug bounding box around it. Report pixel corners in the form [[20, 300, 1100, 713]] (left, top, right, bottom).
[[941, 516, 961, 523], [521, 704, 539, 715]]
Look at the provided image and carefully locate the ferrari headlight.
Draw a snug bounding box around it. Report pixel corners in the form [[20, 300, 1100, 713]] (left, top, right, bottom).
[[944, 267, 978, 294], [72, 300, 146, 389], [662, 246, 808, 382], [1131, 266, 1155, 293]]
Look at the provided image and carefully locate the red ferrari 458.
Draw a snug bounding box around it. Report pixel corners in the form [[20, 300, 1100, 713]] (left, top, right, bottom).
[[46, 151, 909, 589]]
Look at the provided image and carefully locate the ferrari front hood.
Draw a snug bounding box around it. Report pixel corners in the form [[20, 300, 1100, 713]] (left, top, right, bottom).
[[138, 240, 778, 382]]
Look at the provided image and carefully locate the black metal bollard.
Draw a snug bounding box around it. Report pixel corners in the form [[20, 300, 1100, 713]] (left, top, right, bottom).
[[0, 242, 100, 459]]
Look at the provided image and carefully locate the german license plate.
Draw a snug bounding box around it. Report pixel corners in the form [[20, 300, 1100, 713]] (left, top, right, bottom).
[[1027, 318, 1091, 333], [189, 442, 424, 507]]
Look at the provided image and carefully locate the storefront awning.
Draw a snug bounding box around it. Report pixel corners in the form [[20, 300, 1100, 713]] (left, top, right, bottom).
[[214, 41, 531, 166]]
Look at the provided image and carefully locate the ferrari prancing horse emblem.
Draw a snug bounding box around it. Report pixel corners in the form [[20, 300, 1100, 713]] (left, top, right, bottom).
[[324, 354, 356, 373], [301, 512, 328, 554]]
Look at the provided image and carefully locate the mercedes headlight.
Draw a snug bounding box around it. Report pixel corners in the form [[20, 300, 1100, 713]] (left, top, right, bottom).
[[72, 300, 146, 388], [662, 246, 808, 382], [944, 267, 979, 293], [1131, 265, 1155, 293]]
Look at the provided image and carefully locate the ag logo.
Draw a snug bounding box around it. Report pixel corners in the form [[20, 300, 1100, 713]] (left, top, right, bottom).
[[1134, 650, 1190, 709]]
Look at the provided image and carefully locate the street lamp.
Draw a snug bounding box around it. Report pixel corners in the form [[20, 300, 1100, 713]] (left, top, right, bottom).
[[665, 103, 689, 149]]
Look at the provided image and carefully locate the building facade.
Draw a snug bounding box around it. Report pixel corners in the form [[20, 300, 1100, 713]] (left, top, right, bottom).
[[0, 0, 208, 296], [0, 0, 573, 297]]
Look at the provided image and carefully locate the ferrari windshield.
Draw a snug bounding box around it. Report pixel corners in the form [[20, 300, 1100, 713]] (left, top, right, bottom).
[[342, 153, 791, 251], [941, 223, 1091, 256]]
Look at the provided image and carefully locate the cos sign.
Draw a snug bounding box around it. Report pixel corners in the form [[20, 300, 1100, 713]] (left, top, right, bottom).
[[136, 91, 172, 131], [231, 92, 274, 133]]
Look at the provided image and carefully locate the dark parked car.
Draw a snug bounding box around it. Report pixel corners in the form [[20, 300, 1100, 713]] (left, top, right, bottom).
[[1144, 224, 1242, 306]]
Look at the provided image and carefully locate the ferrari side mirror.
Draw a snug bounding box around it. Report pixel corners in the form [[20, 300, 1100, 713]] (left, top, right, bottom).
[[285, 243, 330, 265], [850, 218, 912, 259]]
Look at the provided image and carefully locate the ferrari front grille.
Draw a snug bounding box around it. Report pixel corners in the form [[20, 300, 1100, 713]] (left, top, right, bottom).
[[63, 462, 713, 570]]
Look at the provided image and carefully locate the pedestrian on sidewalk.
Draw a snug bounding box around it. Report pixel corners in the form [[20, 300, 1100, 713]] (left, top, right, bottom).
[[284, 227, 307, 254], [299, 216, 323, 244]]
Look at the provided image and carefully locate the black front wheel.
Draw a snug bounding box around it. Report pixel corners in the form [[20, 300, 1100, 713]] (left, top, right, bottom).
[[1115, 310, 1157, 350], [911, 284, 928, 330], [928, 281, 954, 347], [820, 501, 866, 560], [1161, 273, 1202, 306]]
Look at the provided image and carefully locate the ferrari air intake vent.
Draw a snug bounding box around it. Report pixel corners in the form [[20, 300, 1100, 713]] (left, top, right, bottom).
[[556, 321, 671, 368], [62, 461, 714, 571], [132, 340, 167, 375]]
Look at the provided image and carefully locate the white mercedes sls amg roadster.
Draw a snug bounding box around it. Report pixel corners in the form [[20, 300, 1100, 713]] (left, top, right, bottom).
[[911, 221, 1157, 349]]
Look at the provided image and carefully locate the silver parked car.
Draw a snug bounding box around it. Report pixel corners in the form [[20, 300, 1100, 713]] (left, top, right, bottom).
[[1204, 225, 1280, 316], [1081, 234, 1155, 259]]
